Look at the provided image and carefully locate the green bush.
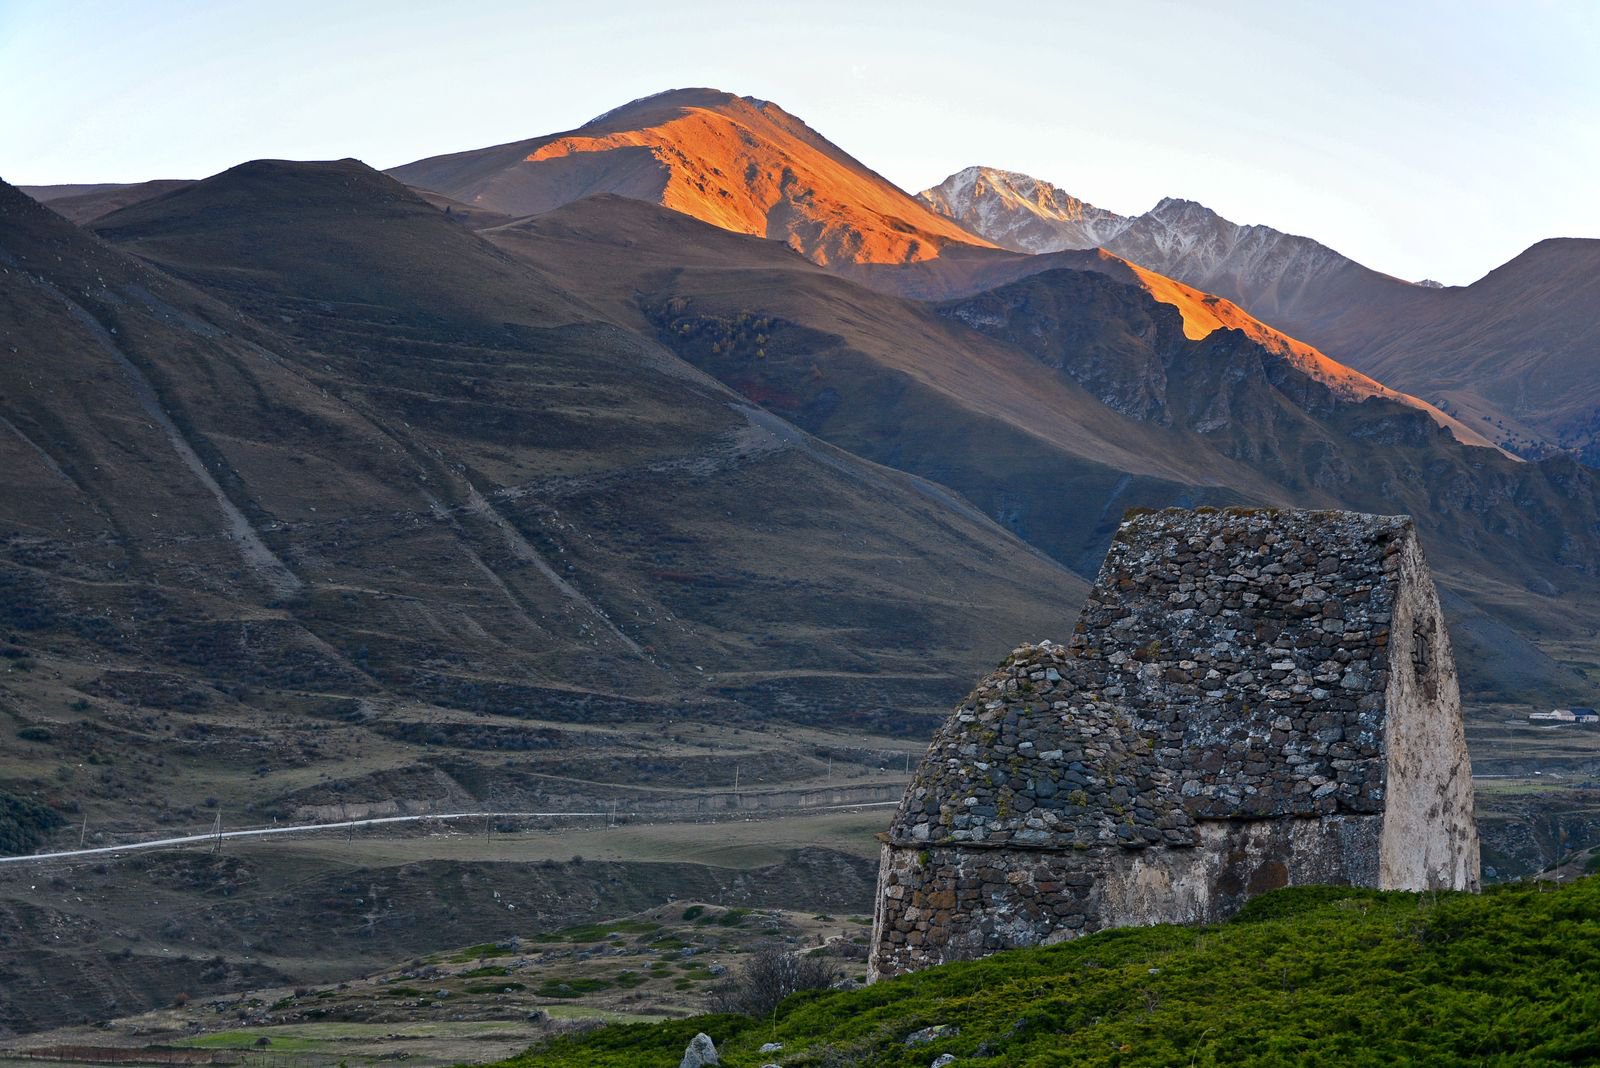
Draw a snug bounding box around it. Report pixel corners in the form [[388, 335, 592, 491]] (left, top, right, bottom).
[[464, 982, 526, 995], [531, 978, 611, 998], [0, 791, 63, 855]]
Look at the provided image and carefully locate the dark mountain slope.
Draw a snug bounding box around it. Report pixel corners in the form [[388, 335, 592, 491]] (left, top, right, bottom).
[[487, 197, 1283, 570], [19, 179, 197, 223], [2, 162, 1101, 1025], [488, 195, 1600, 705], [1311, 238, 1600, 464], [1096, 205, 1600, 464], [940, 270, 1600, 593], [841, 243, 1496, 452], [92, 158, 593, 327], [5, 163, 1088, 818], [919, 171, 1600, 462]]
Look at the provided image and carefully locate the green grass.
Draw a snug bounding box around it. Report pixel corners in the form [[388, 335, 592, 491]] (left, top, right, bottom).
[[452, 942, 519, 961], [648, 935, 691, 950], [491, 877, 1600, 1067], [532, 978, 612, 999]]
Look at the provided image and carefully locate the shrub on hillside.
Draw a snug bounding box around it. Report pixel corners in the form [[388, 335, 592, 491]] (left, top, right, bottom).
[[707, 947, 841, 1019], [0, 791, 64, 855]]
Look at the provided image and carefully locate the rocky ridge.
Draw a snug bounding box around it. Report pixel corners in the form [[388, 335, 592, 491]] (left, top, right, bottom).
[[919, 166, 1128, 253], [918, 169, 1372, 322], [919, 166, 1600, 463]]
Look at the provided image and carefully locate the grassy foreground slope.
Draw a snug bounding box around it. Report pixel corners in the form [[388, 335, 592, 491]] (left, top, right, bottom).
[[502, 877, 1600, 1067]]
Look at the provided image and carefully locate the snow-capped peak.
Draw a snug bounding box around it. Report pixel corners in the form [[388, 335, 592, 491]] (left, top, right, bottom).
[[919, 166, 1129, 253]]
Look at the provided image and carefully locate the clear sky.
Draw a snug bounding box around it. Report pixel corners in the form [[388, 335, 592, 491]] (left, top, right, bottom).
[[3, 0, 1596, 285]]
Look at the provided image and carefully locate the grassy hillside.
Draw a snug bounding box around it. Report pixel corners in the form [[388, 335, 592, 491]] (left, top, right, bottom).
[[501, 877, 1600, 1067]]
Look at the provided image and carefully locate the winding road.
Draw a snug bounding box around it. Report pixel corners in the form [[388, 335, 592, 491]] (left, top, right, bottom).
[[0, 802, 901, 866]]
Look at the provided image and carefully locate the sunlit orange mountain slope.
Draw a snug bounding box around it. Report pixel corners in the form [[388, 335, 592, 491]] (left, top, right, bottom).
[[389, 87, 991, 266], [390, 88, 1494, 452], [847, 243, 1501, 453]]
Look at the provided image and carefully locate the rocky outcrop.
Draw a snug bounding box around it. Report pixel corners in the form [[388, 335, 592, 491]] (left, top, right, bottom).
[[869, 508, 1479, 979]]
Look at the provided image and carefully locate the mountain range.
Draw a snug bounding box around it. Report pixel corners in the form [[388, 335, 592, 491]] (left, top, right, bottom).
[[4, 84, 1599, 1028], [8, 82, 1597, 800], [919, 165, 1600, 463]]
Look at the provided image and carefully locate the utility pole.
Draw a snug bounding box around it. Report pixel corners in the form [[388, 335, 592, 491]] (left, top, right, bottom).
[[79, 814, 88, 848], [212, 810, 222, 853], [827, 757, 832, 782], [734, 765, 740, 794], [484, 813, 492, 844]]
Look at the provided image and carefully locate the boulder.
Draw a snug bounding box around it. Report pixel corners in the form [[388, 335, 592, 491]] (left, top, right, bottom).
[[905, 1024, 960, 1046], [679, 1032, 719, 1068]]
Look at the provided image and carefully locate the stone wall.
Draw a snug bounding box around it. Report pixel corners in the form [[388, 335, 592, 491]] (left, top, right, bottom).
[[870, 815, 1381, 976], [870, 508, 1479, 980]]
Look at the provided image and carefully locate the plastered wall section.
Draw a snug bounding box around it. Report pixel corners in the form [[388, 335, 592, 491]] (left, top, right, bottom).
[[1377, 533, 1480, 891]]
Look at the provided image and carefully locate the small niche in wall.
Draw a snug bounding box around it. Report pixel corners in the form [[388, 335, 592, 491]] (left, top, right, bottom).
[[1411, 617, 1438, 700]]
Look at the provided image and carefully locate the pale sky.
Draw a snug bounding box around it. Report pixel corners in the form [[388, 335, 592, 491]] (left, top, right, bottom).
[[3, 0, 1596, 285]]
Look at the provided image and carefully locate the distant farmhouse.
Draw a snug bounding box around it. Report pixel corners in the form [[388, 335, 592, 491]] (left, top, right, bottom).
[[1530, 708, 1599, 724], [871, 508, 1479, 979]]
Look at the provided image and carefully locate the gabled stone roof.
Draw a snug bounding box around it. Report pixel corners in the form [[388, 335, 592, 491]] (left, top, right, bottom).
[[887, 508, 1411, 851]]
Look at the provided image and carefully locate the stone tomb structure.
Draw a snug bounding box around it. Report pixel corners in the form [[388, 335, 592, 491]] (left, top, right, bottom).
[[870, 508, 1479, 979]]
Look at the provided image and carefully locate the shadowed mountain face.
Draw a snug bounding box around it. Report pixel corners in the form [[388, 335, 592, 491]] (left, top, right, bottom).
[[838, 240, 1497, 452], [487, 194, 1600, 708], [0, 171, 1098, 1030], [920, 168, 1600, 464], [18, 179, 198, 224], [1, 163, 1091, 848], [936, 271, 1600, 594], [389, 88, 991, 266]]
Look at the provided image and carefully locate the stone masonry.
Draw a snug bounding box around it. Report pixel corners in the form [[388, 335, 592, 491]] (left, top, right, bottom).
[[869, 508, 1479, 979]]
